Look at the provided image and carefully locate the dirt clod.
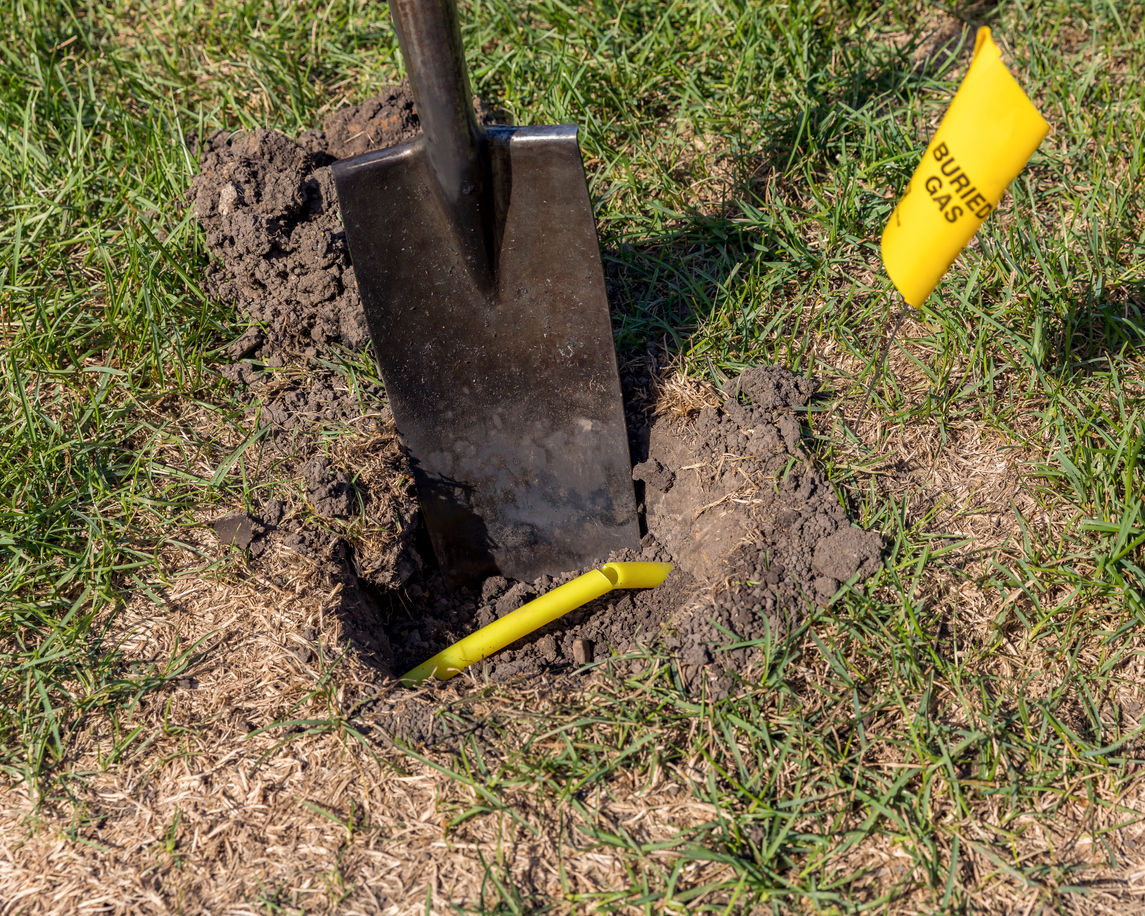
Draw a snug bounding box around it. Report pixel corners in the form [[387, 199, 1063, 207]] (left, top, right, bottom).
[[813, 527, 885, 583], [302, 456, 353, 518], [212, 513, 262, 550], [573, 638, 593, 665], [314, 83, 420, 160], [224, 326, 265, 360]]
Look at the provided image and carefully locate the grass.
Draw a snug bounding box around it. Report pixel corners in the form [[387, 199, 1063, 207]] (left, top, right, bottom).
[[2, 0, 1144, 911]]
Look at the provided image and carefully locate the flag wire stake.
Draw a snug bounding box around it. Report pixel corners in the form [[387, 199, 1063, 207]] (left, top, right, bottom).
[[856, 301, 918, 424]]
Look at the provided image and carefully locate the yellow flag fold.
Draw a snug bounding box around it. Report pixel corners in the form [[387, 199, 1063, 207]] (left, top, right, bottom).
[[881, 27, 1050, 307]]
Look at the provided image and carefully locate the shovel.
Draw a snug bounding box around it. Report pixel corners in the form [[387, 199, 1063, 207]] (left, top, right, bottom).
[[332, 0, 639, 588]]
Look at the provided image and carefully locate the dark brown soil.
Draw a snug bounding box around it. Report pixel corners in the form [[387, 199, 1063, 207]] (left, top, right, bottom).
[[188, 84, 500, 353], [187, 88, 884, 728]]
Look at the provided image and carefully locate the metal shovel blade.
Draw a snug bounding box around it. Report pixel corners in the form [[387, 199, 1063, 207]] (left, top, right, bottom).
[[333, 126, 639, 588]]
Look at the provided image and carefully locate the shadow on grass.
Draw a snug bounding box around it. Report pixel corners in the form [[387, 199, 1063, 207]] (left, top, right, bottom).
[[1045, 282, 1145, 373], [595, 18, 996, 373]]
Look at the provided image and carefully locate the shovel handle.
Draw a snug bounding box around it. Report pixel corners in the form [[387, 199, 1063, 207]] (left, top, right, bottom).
[[388, 0, 484, 204]]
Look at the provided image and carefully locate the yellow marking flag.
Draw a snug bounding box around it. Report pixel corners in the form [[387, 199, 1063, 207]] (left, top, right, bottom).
[[881, 28, 1050, 307]]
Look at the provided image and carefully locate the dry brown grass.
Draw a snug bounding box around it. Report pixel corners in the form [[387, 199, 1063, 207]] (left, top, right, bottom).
[[0, 528, 735, 915]]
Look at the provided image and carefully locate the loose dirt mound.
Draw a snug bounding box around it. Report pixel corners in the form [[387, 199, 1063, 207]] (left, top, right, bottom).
[[188, 85, 499, 352], [187, 87, 884, 721]]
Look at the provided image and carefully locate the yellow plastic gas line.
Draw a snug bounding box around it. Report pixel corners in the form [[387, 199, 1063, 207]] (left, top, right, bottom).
[[400, 561, 674, 686]]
